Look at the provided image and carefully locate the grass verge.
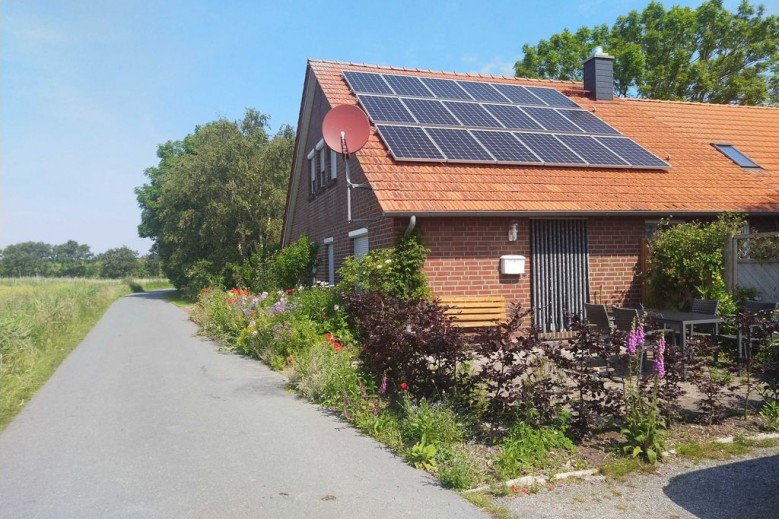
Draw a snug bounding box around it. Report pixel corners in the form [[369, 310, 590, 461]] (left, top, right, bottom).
[[164, 289, 195, 308], [674, 436, 779, 462], [0, 278, 130, 429], [461, 492, 515, 519], [600, 457, 659, 480]]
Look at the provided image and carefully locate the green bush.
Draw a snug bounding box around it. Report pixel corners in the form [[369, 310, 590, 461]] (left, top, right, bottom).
[[337, 232, 430, 299], [494, 421, 574, 480], [645, 213, 744, 310], [437, 446, 483, 490], [292, 341, 362, 408], [271, 236, 318, 290], [400, 397, 468, 447]]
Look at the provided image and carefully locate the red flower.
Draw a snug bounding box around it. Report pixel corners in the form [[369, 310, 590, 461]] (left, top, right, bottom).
[[287, 356, 295, 364], [521, 488, 529, 494], [400, 382, 408, 390], [332, 342, 343, 352], [510, 485, 519, 493], [286, 288, 295, 294], [226, 298, 236, 304]]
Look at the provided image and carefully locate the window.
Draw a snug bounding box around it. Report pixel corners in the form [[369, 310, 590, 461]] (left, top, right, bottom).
[[349, 228, 369, 259], [712, 143, 761, 169], [324, 237, 335, 285], [319, 147, 327, 190], [307, 149, 316, 195], [330, 149, 338, 180]]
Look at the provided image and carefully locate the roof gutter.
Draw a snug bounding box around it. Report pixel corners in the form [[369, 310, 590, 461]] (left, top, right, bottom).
[[382, 210, 779, 218]]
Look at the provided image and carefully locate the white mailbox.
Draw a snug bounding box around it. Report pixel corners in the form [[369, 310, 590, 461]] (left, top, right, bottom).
[[500, 255, 526, 275]]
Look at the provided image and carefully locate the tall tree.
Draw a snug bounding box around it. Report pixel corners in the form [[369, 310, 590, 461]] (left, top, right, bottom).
[[515, 0, 779, 105], [0, 242, 53, 277], [135, 109, 294, 288], [97, 247, 139, 279], [51, 240, 93, 277]]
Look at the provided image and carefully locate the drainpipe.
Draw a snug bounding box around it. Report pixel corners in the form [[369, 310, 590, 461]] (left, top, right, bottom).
[[404, 215, 417, 237]]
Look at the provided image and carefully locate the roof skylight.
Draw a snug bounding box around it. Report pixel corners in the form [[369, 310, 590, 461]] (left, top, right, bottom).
[[712, 143, 761, 169]]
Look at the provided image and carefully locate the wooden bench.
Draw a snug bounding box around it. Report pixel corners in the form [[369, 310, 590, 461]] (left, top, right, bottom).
[[438, 296, 506, 328]]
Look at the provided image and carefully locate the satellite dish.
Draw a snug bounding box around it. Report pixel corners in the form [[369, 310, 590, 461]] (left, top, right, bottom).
[[322, 104, 370, 156]]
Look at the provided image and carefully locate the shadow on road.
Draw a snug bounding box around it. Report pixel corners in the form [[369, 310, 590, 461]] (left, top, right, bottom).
[[663, 454, 779, 519], [128, 288, 176, 300]]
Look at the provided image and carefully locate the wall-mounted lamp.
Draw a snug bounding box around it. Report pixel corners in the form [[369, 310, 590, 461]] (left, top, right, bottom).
[[508, 223, 519, 242]]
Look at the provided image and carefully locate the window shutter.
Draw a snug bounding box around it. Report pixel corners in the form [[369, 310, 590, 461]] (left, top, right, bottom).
[[327, 243, 335, 285], [330, 150, 337, 179], [309, 157, 316, 194], [353, 235, 369, 259]]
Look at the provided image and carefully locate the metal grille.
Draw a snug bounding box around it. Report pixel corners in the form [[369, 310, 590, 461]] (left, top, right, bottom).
[[531, 220, 590, 333]]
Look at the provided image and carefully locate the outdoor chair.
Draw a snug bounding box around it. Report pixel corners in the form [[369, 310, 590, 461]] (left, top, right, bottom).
[[584, 303, 612, 335], [722, 301, 779, 361], [691, 298, 719, 315], [689, 298, 720, 338], [612, 307, 640, 332]]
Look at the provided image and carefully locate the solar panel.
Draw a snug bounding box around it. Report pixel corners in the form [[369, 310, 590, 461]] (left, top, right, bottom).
[[426, 128, 494, 161], [358, 95, 416, 123], [483, 104, 544, 131], [420, 78, 472, 100], [597, 137, 669, 168], [471, 130, 542, 163], [526, 86, 580, 108], [383, 74, 433, 97], [342, 69, 670, 169], [443, 101, 503, 128], [514, 133, 586, 165], [343, 71, 393, 94], [556, 135, 629, 166], [375, 125, 445, 160], [491, 84, 547, 106], [456, 81, 510, 103], [402, 98, 459, 126], [522, 107, 582, 133], [557, 109, 619, 135]]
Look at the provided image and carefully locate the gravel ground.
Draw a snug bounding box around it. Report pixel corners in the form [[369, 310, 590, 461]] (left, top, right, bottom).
[[492, 446, 779, 519]]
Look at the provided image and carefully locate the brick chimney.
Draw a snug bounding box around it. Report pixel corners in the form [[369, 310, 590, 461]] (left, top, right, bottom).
[[583, 47, 614, 101]]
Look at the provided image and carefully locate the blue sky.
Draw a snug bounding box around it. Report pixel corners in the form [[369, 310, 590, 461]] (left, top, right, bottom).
[[2, 0, 774, 254]]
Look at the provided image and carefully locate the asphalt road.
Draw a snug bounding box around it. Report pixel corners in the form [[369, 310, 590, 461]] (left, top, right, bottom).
[[0, 291, 485, 519]]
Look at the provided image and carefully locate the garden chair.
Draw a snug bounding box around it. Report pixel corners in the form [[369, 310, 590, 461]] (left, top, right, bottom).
[[583, 303, 612, 335], [612, 307, 640, 332], [688, 298, 720, 340], [731, 301, 779, 361]]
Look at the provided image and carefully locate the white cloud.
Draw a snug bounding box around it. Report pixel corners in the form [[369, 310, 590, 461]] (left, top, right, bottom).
[[477, 59, 515, 77]]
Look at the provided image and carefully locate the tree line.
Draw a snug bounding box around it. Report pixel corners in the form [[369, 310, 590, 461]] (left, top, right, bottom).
[[0, 241, 162, 279]]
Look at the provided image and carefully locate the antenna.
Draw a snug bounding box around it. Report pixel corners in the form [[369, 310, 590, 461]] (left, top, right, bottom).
[[322, 105, 370, 157], [322, 105, 372, 223]]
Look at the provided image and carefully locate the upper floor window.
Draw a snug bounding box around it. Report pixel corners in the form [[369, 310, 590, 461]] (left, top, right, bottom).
[[330, 149, 338, 180], [307, 149, 316, 196], [712, 143, 761, 169]]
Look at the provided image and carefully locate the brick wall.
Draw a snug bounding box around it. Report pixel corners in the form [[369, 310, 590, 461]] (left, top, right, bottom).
[[419, 216, 645, 312], [285, 79, 399, 283], [418, 217, 532, 310], [586, 217, 644, 308]]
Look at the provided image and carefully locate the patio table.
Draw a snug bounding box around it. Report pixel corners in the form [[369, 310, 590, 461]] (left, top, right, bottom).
[[645, 310, 724, 352]]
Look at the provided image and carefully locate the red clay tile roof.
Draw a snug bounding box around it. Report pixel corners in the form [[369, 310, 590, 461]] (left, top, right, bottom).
[[309, 59, 779, 215]]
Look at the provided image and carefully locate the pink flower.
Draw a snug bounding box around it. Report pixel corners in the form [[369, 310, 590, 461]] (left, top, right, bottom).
[[654, 337, 666, 379]]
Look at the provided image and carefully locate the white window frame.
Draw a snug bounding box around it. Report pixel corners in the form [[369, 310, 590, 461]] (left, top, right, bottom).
[[349, 228, 369, 260], [316, 139, 326, 191], [324, 237, 334, 286]]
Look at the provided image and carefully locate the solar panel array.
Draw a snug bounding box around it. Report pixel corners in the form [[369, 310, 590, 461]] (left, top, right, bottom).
[[342, 70, 670, 169]]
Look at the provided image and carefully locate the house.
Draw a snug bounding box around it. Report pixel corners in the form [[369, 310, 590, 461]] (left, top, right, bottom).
[[281, 55, 779, 333]]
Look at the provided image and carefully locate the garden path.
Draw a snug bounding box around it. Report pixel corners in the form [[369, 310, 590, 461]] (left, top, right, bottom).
[[0, 290, 486, 519]]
